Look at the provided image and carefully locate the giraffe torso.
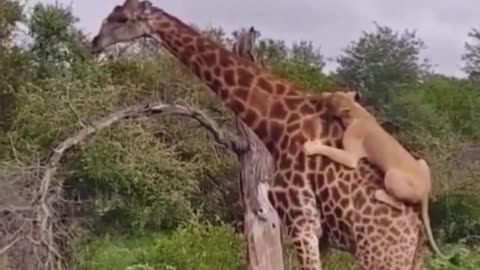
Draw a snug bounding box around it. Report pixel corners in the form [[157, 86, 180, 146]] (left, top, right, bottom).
[[266, 97, 424, 269]]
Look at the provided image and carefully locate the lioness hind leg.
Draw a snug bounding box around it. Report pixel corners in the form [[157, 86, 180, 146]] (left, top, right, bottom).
[[384, 169, 423, 204], [374, 189, 404, 211]]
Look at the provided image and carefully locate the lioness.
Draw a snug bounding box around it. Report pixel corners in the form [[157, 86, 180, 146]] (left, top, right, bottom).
[[304, 91, 450, 259]]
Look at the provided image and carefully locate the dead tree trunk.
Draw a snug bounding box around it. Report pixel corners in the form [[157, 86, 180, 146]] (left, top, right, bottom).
[[234, 119, 284, 270], [230, 26, 284, 270]]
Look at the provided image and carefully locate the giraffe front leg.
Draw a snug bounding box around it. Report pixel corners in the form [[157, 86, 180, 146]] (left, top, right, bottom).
[[270, 182, 323, 270], [303, 140, 359, 169]]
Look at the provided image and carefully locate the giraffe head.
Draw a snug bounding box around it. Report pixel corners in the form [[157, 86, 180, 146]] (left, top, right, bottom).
[[91, 0, 157, 53]]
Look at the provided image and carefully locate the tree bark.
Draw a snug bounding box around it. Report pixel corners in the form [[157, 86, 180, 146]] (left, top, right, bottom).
[[234, 119, 284, 270]]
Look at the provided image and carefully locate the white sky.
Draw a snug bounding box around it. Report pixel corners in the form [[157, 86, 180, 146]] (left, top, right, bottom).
[[33, 0, 480, 78]]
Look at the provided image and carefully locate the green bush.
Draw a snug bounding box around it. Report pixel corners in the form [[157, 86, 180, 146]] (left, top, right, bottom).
[[72, 220, 245, 270]]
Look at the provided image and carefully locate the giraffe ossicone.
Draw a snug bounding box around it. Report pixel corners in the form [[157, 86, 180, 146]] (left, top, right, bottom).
[[92, 1, 428, 269]]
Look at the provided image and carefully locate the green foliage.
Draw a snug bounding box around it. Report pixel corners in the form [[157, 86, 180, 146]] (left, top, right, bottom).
[[29, 3, 90, 77], [462, 28, 480, 80], [337, 23, 430, 105], [0, 0, 23, 43], [72, 220, 245, 270]]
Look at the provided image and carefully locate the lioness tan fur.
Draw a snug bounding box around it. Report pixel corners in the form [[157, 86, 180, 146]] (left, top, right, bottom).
[[304, 91, 450, 259]]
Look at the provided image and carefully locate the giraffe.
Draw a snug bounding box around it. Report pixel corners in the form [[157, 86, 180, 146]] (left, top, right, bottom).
[[91, 1, 427, 269]]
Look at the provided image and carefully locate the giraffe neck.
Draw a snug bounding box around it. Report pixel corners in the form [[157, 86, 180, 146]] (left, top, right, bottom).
[[146, 9, 308, 148]]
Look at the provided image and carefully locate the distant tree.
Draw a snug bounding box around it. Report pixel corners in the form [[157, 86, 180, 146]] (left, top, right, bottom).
[[462, 28, 480, 81], [0, 0, 23, 44], [29, 3, 89, 76], [259, 38, 288, 63], [337, 23, 430, 105], [291, 40, 325, 70]]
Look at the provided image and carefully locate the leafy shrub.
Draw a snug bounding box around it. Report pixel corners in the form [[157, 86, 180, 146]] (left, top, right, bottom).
[[72, 220, 245, 270]]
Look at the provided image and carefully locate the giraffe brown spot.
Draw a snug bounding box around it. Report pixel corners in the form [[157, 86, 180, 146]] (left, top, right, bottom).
[[338, 181, 349, 194], [299, 102, 315, 115], [278, 155, 292, 170], [363, 218, 372, 224], [296, 218, 307, 226], [284, 97, 304, 110], [287, 139, 298, 154], [201, 53, 217, 66], [373, 206, 389, 216], [363, 205, 372, 215], [292, 174, 304, 187], [288, 188, 301, 207], [234, 87, 249, 101], [339, 220, 350, 235], [219, 51, 234, 67], [269, 121, 284, 142], [203, 70, 212, 82], [293, 152, 306, 171], [289, 209, 302, 220], [353, 212, 361, 223], [192, 61, 201, 76], [243, 110, 258, 127], [257, 77, 273, 93], [326, 167, 335, 184], [353, 190, 367, 209], [286, 122, 301, 133], [340, 198, 349, 209], [390, 226, 400, 235], [344, 173, 351, 182], [237, 68, 254, 87], [377, 228, 386, 235], [334, 206, 342, 218], [316, 174, 325, 188], [307, 157, 316, 171], [287, 112, 301, 123], [227, 99, 246, 115], [323, 203, 331, 213], [284, 170, 292, 181], [269, 101, 288, 119], [213, 67, 221, 77], [302, 190, 314, 199], [207, 79, 223, 94], [276, 83, 286, 95], [255, 120, 268, 140], [219, 87, 229, 100], [331, 187, 341, 201], [367, 225, 375, 234], [159, 22, 170, 28], [275, 191, 289, 208], [386, 235, 396, 244], [280, 136, 289, 149], [379, 217, 392, 227], [195, 39, 206, 51], [274, 174, 289, 188], [182, 36, 193, 44], [223, 69, 236, 86], [319, 187, 329, 201], [325, 214, 337, 228]]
